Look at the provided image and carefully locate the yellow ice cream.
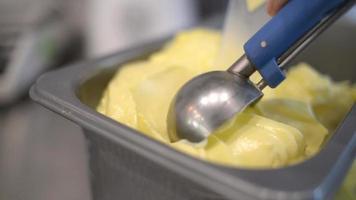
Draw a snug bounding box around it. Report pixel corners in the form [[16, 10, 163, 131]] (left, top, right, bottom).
[[97, 29, 355, 169], [247, 0, 266, 11]]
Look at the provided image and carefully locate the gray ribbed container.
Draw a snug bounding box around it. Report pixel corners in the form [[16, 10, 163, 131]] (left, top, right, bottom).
[[30, 18, 356, 200]]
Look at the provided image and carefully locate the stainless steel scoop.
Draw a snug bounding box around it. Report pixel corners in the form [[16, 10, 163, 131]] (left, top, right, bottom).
[[167, 56, 263, 142], [168, 0, 355, 143]]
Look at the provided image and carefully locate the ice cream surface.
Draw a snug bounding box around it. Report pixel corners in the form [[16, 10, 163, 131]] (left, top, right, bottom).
[[97, 29, 355, 198]]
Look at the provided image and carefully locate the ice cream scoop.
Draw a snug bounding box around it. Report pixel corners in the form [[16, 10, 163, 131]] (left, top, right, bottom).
[[168, 0, 355, 142]]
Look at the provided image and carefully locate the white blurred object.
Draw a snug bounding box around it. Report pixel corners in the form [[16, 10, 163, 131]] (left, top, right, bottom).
[[86, 0, 197, 57], [217, 0, 270, 67]]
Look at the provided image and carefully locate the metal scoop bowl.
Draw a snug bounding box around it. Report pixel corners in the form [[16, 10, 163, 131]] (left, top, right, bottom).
[[168, 56, 263, 142]]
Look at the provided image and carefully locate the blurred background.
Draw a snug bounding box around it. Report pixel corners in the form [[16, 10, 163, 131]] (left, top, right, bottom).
[[0, 0, 355, 200]]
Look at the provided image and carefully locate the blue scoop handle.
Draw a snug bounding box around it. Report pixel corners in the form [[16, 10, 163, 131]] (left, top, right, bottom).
[[244, 0, 347, 88]]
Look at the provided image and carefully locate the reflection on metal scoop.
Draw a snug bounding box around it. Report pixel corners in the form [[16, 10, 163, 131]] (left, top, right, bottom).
[[168, 56, 263, 142]]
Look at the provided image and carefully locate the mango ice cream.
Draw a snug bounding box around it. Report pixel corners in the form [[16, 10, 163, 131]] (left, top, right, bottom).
[[96, 29, 355, 198]]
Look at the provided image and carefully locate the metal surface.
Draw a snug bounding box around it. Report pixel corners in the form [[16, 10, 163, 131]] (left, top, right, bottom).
[[168, 1, 355, 142], [30, 33, 356, 199], [167, 70, 262, 142], [228, 55, 255, 77], [167, 53, 262, 143]]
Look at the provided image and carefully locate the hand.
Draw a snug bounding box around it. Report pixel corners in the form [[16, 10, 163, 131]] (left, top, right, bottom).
[[267, 0, 288, 16]]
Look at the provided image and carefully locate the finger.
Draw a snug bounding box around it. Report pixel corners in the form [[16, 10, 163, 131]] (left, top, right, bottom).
[[267, 0, 288, 16]]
